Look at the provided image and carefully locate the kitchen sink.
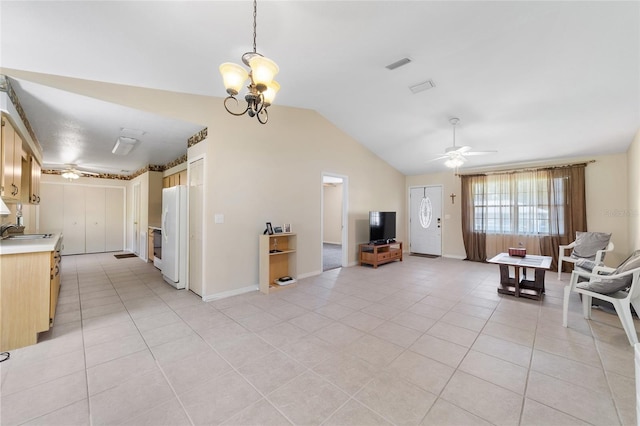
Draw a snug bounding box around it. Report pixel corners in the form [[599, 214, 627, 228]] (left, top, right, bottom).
[[5, 233, 54, 240]]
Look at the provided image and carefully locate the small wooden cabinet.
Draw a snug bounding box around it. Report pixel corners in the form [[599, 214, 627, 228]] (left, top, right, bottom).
[[359, 241, 403, 268], [259, 233, 297, 294]]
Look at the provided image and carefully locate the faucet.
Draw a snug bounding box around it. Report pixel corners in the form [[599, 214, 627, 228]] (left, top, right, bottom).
[[0, 223, 20, 238]]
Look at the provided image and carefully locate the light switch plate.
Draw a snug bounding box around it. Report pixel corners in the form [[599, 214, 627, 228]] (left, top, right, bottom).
[[214, 214, 224, 224]]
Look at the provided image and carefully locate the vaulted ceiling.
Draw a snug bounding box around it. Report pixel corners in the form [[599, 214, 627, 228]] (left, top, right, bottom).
[[1, 1, 638, 176]]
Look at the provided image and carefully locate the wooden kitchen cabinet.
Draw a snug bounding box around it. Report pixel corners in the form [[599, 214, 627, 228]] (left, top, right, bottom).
[[163, 170, 187, 188], [178, 170, 187, 185], [0, 244, 62, 351], [29, 155, 42, 204], [1, 115, 23, 201], [49, 244, 62, 323]]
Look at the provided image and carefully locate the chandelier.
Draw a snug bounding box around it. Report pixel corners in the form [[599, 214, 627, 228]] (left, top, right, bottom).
[[219, 0, 280, 124]]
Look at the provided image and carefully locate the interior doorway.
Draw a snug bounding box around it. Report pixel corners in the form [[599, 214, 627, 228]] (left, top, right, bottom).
[[322, 174, 348, 271]]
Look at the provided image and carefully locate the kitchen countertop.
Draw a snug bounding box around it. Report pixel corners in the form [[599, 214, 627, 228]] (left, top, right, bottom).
[[0, 232, 63, 255]]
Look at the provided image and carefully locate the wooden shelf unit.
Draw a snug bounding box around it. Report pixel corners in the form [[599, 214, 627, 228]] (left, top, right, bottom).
[[259, 233, 297, 294], [359, 241, 403, 268]]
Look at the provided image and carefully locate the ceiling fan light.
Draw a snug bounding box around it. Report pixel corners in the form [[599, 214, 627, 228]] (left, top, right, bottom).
[[262, 80, 280, 106], [62, 170, 80, 180], [219, 62, 249, 96], [444, 157, 465, 169], [249, 55, 279, 92]]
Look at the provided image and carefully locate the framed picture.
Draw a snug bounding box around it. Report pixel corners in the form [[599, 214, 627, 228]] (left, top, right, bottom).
[[266, 222, 274, 235], [283, 223, 292, 233], [274, 226, 283, 234]]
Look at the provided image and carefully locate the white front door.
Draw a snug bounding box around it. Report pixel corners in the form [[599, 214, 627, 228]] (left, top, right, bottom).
[[410, 186, 442, 256]]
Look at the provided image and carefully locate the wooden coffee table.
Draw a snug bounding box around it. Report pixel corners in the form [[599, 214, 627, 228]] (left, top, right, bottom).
[[487, 253, 552, 300]]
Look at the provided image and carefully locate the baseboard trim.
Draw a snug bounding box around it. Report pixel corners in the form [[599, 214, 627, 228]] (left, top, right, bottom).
[[298, 270, 322, 279], [443, 254, 466, 260], [202, 285, 257, 302]]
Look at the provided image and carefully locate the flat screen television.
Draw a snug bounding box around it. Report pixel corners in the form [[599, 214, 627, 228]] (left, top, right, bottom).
[[369, 211, 396, 244]]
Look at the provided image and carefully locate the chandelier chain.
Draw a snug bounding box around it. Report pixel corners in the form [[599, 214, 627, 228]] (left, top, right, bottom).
[[252, 0, 257, 53]]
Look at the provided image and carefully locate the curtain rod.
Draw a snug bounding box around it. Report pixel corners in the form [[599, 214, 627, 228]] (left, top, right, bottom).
[[456, 160, 595, 177]]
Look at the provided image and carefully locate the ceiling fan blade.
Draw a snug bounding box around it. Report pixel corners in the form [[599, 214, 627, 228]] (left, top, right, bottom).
[[464, 150, 498, 156], [42, 162, 70, 169], [457, 146, 473, 153], [427, 155, 450, 163]]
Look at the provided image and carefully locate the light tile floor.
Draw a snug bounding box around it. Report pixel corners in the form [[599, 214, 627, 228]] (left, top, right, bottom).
[[1, 252, 637, 425]]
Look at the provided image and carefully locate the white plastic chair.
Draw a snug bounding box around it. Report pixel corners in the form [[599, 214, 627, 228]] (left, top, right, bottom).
[[562, 266, 640, 346], [558, 237, 614, 280]]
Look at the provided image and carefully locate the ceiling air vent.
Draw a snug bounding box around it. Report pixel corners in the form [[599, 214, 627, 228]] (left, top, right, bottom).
[[409, 79, 436, 94], [385, 57, 412, 70]]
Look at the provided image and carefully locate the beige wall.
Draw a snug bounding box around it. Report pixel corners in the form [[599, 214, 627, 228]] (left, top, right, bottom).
[[204, 107, 405, 296], [164, 162, 186, 177], [7, 70, 406, 299], [406, 153, 630, 265], [323, 183, 343, 244], [584, 154, 628, 266], [628, 129, 640, 252]]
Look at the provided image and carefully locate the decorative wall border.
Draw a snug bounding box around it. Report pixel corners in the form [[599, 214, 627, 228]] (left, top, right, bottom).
[[42, 154, 190, 181], [0, 75, 42, 151], [188, 128, 207, 147], [42, 169, 130, 181]]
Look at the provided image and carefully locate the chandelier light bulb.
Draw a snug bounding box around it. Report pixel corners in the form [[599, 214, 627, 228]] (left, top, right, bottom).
[[219, 63, 249, 96], [248, 55, 279, 92], [262, 80, 280, 106]]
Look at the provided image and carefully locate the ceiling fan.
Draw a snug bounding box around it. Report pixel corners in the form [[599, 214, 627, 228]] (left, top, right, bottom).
[[432, 118, 497, 168], [44, 163, 100, 180]]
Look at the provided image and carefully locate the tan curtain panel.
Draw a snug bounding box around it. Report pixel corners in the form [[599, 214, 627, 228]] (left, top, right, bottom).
[[461, 174, 487, 262], [539, 165, 587, 271]]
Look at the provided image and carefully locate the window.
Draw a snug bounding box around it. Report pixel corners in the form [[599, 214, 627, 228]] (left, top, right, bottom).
[[473, 173, 565, 235]]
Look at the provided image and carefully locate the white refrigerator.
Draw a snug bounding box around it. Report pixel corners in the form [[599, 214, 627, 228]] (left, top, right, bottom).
[[161, 185, 187, 289]]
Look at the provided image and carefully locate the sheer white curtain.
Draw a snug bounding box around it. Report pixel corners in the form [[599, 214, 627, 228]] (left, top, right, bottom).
[[483, 170, 553, 258], [462, 165, 586, 266]]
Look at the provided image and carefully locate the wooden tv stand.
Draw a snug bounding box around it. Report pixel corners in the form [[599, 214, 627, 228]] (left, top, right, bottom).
[[359, 241, 403, 268]]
